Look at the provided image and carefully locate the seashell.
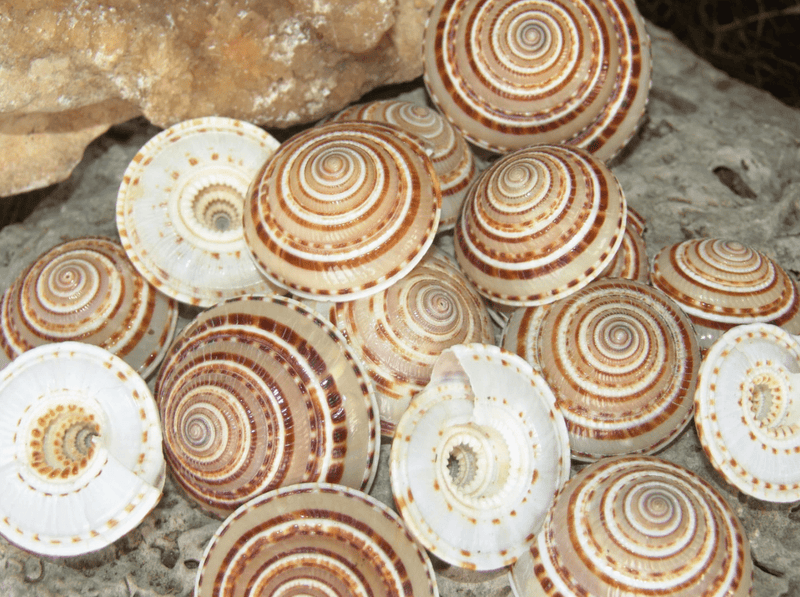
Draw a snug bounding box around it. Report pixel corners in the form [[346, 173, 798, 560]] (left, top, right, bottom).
[[116, 116, 282, 306], [651, 238, 800, 352], [390, 343, 571, 571], [328, 248, 494, 438], [196, 483, 438, 597], [330, 99, 478, 230], [599, 206, 649, 283], [510, 455, 753, 597], [423, 0, 652, 160], [243, 121, 441, 302], [0, 236, 178, 379], [501, 278, 699, 461], [694, 322, 800, 502], [0, 342, 165, 557], [155, 295, 380, 518], [455, 144, 626, 307]]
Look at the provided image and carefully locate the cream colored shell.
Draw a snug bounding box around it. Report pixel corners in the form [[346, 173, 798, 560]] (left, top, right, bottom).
[[599, 207, 649, 283]]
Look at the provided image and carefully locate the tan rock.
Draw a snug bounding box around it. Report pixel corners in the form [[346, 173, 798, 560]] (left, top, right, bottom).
[[0, 0, 434, 196]]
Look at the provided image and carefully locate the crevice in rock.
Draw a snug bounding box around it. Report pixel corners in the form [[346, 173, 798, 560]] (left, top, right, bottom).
[[713, 165, 758, 198], [754, 558, 785, 578]]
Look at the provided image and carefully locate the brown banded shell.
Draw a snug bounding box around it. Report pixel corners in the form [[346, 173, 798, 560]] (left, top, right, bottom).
[[196, 483, 438, 597], [510, 456, 753, 597], [0, 236, 178, 378], [328, 248, 494, 438], [116, 116, 281, 306], [455, 144, 626, 307], [502, 278, 699, 461], [599, 206, 649, 283], [423, 0, 652, 160], [243, 121, 442, 301], [155, 295, 380, 518], [651, 238, 800, 352], [330, 99, 477, 230]]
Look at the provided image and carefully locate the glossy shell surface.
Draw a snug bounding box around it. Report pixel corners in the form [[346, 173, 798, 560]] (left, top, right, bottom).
[[243, 121, 441, 301], [156, 295, 380, 518], [196, 483, 438, 597], [599, 208, 649, 283], [0, 342, 165, 557], [502, 278, 699, 461], [423, 0, 652, 159], [0, 236, 178, 378], [510, 455, 753, 597], [391, 343, 571, 571], [695, 323, 800, 502], [455, 144, 626, 307], [116, 116, 281, 306]]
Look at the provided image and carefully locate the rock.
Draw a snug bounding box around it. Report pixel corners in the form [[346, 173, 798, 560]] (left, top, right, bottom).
[[0, 0, 434, 196]]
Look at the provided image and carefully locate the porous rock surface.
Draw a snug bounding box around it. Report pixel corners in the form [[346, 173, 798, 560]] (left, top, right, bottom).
[[0, 0, 434, 195], [1, 23, 800, 597]]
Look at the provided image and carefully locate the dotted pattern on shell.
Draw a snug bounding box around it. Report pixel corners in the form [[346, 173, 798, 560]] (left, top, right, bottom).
[[510, 456, 753, 597], [243, 121, 442, 302], [694, 323, 800, 502], [195, 483, 438, 597], [455, 144, 626, 307], [502, 278, 699, 461], [116, 116, 282, 306], [330, 99, 477, 230], [0, 236, 178, 378], [155, 295, 380, 518], [423, 0, 652, 160]]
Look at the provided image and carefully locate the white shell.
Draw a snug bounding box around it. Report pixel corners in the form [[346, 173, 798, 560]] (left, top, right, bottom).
[[0, 342, 165, 557], [116, 116, 282, 306], [695, 323, 800, 502], [390, 343, 571, 571]]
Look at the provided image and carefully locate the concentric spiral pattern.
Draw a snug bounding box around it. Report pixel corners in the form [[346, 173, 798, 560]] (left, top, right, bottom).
[[391, 344, 570, 570], [423, 0, 652, 159], [502, 279, 699, 461], [651, 238, 800, 352], [599, 208, 649, 283], [510, 456, 753, 597], [243, 121, 441, 301], [196, 483, 438, 597], [331, 99, 477, 230], [330, 248, 494, 437], [117, 116, 281, 306], [455, 144, 626, 307], [155, 295, 379, 518], [695, 323, 800, 502], [0, 236, 178, 378]]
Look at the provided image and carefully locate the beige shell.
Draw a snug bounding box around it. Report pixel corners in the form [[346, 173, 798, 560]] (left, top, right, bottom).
[[455, 144, 626, 307], [330, 99, 477, 230], [243, 121, 441, 301], [501, 278, 699, 461], [510, 455, 753, 597], [599, 206, 649, 283], [651, 238, 800, 352], [116, 116, 282, 306], [196, 483, 438, 597], [0, 342, 165, 557], [155, 295, 380, 518], [0, 236, 178, 378], [423, 0, 652, 160], [694, 323, 800, 502]]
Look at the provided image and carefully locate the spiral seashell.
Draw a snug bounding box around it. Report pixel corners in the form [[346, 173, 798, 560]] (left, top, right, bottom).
[[330, 99, 477, 230], [695, 323, 800, 502], [155, 295, 380, 518], [456, 144, 626, 307], [196, 483, 438, 597], [116, 116, 282, 306], [329, 248, 494, 438], [599, 207, 649, 283], [0, 342, 165, 557], [391, 343, 571, 571], [423, 0, 652, 160], [243, 121, 441, 301], [0, 236, 178, 378], [510, 455, 753, 597], [502, 278, 699, 461], [651, 238, 800, 352]]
